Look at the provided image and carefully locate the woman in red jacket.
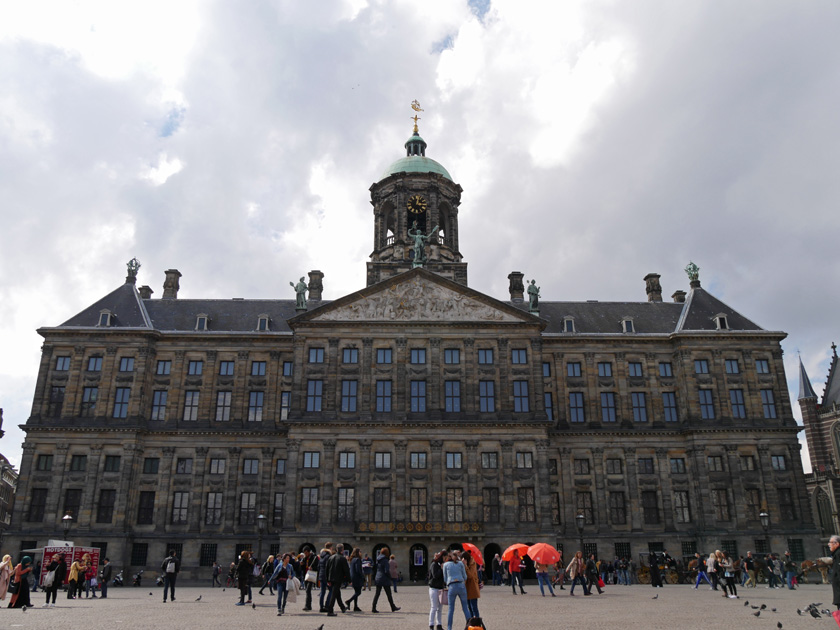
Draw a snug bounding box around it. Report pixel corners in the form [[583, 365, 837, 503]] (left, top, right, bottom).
[[509, 550, 526, 594]]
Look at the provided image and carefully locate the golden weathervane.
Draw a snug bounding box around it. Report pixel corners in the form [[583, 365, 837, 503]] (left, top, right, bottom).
[[411, 100, 424, 133]]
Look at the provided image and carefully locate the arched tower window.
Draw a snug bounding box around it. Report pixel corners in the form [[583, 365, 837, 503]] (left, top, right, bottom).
[[816, 489, 834, 536]]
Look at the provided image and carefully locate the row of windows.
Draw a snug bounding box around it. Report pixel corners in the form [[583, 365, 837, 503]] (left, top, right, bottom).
[[572, 453, 788, 476], [564, 358, 772, 379]]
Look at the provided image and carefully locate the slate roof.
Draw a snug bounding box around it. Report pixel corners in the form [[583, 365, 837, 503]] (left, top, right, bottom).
[[60, 283, 151, 328], [822, 351, 840, 407], [144, 299, 305, 333], [675, 286, 762, 332], [513, 301, 684, 335]]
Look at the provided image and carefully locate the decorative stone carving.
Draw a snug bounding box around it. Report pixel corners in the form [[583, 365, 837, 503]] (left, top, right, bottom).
[[195, 447, 208, 456], [285, 440, 300, 450], [430, 440, 443, 450]]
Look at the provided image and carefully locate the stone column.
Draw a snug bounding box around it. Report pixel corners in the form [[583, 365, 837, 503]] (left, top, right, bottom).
[[500, 440, 516, 531], [358, 440, 372, 523], [191, 446, 208, 532], [283, 440, 300, 531], [320, 439, 337, 532], [46, 444, 70, 522], [624, 447, 641, 530], [591, 447, 606, 535], [498, 339, 510, 419], [535, 439, 553, 531], [155, 446, 176, 532], [325, 339, 340, 416], [463, 338, 475, 417], [429, 338, 441, 420], [465, 440, 479, 522], [225, 447, 242, 531], [394, 440, 408, 521], [655, 447, 675, 530], [395, 337, 408, 415], [79, 444, 103, 529], [430, 440, 443, 522]]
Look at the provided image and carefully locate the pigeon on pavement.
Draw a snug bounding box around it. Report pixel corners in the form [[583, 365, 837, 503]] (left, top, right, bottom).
[[753, 611, 760, 617], [195, 595, 202, 602]]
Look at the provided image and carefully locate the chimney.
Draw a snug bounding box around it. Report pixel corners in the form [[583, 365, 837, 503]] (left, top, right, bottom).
[[672, 290, 686, 303], [138, 285, 154, 299], [644, 273, 662, 303], [508, 271, 525, 302], [308, 270, 324, 301], [162, 269, 182, 299]]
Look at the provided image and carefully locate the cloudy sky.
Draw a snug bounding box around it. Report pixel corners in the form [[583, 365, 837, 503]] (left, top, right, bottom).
[[1, 0, 839, 470]]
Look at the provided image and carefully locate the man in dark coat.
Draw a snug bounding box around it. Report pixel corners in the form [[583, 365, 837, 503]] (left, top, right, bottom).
[[829, 535, 840, 609], [325, 544, 350, 616], [318, 542, 333, 612], [161, 549, 180, 603], [585, 554, 603, 594]]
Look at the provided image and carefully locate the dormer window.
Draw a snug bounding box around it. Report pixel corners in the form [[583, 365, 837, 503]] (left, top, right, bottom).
[[97, 310, 112, 327], [714, 314, 729, 330], [564, 317, 575, 333], [195, 314, 208, 331], [622, 318, 635, 333], [257, 315, 269, 331]]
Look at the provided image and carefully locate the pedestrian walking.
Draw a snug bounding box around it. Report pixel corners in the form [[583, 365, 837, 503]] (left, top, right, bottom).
[[42, 552, 66, 607], [161, 549, 180, 603], [371, 546, 400, 613], [345, 547, 364, 612]]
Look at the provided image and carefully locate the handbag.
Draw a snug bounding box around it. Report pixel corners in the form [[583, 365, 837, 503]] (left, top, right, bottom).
[[438, 588, 448, 605], [7, 578, 18, 595], [305, 569, 318, 583], [42, 570, 56, 588], [597, 577, 605, 588]]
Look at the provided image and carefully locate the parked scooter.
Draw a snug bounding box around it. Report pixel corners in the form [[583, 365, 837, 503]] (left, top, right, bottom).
[[132, 570, 144, 586], [113, 570, 124, 587], [155, 574, 164, 587]]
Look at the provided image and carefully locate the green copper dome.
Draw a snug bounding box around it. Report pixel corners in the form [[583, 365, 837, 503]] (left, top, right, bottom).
[[378, 130, 453, 182]]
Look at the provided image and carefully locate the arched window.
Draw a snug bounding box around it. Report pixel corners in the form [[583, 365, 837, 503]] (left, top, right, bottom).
[[816, 489, 833, 536]]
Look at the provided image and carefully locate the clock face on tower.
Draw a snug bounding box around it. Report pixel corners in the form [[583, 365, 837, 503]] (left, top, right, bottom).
[[407, 194, 427, 214]]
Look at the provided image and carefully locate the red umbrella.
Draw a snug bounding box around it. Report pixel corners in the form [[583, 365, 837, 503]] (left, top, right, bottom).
[[501, 543, 529, 562], [527, 543, 560, 565], [462, 542, 483, 564]]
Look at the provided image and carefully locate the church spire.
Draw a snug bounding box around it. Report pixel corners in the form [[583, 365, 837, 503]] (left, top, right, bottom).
[[798, 356, 818, 400]]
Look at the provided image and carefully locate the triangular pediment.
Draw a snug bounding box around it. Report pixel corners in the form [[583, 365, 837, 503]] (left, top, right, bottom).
[[292, 268, 537, 325]]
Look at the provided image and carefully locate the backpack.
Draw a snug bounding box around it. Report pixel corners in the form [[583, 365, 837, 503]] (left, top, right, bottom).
[[166, 558, 177, 573], [466, 617, 487, 630]]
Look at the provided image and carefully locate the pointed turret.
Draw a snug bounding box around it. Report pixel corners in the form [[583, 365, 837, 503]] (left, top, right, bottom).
[[799, 357, 819, 400]]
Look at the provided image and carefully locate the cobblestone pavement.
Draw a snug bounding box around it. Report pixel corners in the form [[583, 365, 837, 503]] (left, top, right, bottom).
[[0, 583, 832, 629]]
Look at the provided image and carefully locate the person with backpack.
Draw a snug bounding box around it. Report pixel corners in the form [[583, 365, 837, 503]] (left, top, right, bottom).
[[161, 549, 180, 603]]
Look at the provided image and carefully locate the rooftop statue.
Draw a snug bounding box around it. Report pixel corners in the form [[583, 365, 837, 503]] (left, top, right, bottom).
[[290, 277, 308, 310], [408, 221, 438, 268], [685, 261, 700, 283], [126, 257, 141, 284], [527, 279, 540, 313]]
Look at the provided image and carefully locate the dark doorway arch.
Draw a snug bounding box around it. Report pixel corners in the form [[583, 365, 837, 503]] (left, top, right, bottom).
[[409, 543, 429, 582], [483, 542, 502, 579], [299, 542, 316, 554], [521, 541, 536, 579]]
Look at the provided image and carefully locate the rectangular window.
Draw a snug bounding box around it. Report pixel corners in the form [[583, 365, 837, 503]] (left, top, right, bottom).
[[143, 457, 160, 474], [542, 362, 551, 377], [741, 455, 756, 471], [250, 361, 266, 376], [183, 391, 199, 421], [446, 452, 463, 469], [479, 381, 495, 412], [712, 489, 730, 521], [48, 385, 65, 416], [518, 487, 536, 522], [598, 362, 612, 377], [376, 348, 392, 364], [209, 459, 225, 475], [137, 491, 155, 524], [659, 362, 673, 377], [172, 491, 189, 523], [778, 488, 796, 520], [342, 348, 358, 364], [64, 489, 82, 520], [97, 489, 116, 523], [544, 392, 554, 420], [239, 492, 256, 525], [302, 452, 320, 468], [601, 392, 616, 422], [483, 487, 500, 521], [243, 458, 259, 475], [103, 455, 121, 472], [273, 492, 285, 526], [551, 492, 561, 525], [576, 491, 594, 524], [27, 488, 48, 521], [339, 452, 356, 468], [628, 362, 643, 377], [761, 389, 777, 419], [707, 455, 724, 472], [511, 349, 527, 364], [119, 357, 135, 372], [567, 362, 582, 377], [725, 359, 740, 374], [175, 458, 193, 474], [55, 356, 71, 371], [569, 392, 585, 423], [187, 360, 203, 375], [280, 391, 290, 419], [275, 459, 286, 475], [787, 538, 804, 562], [674, 491, 691, 523], [746, 488, 761, 520], [606, 458, 622, 475], [375, 452, 392, 469], [445, 349, 461, 364], [609, 491, 626, 524], [341, 380, 358, 412], [447, 488, 464, 522], [199, 544, 218, 567], [694, 360, 709, 374], [151, 390, 167, 420], [308, 347, 324, 363], [87, 356, 103, 372], [81, 386, 98, 417], [218, 360, 234, 376], [70, 454, 87, 471], [513, 380, 529, 412], [573, 459, 590, 475], [410, 487, 427, 521], [306, 380, 323, 412], [641, 490, 660, 524], [410, 380, 426, 412], [283, 361, 293, 376], [373, 487, 390, 522], [481, 452, 498, 469], [699, 389, 715, 419], [445, 381, 461, 412], [662, 392, 678, 422], [771, 454, 787, 471], [669, 458, 686, 474], [755, 359, 770, 374], [131, 543, 149, 566], [376, 380, 392, 412], [410, 348, 426, 364], [638, 457, 654, 474], [156, 360, 171, 375], [36, 454, 53, 471], [248, 391, 264, 421], [113, 387, 130, 418], [410, 452, 427, 469], [215, 391, 232, 421], [337, 488, 355, 522], [478, 349, 494, 364], [631, 392, 647, 422], [729, 389, 746, 418]]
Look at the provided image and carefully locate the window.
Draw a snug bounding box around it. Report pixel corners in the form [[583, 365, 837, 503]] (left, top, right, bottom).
[[376, 380, 392, 412], [641, 490, 660, 524], [513, 381, 529, 412], [628, 362, 643, 377], [755, 359, 770, 374], [622, 319, 634, 333], [373, 487, 390, 522], [699, 390, 715, 419], [275, 459, 286, 475], [283, 361, 293, 376], [631, 392, 647, 422], [246, 361, 265, 378], [341, 380, 358, 412], [551, 493, 561, 525], [741, 455, 756, 471], [669, 458, 686, 474], [659, 362, 673, 377], [337, 488, 355, 522], [694, 360, 709, 374], [239, 492, 256, 525], [257, 316, 269, 331], [342, 348, 358, 364], [280, 391, 290, 419], [638, 457, 654, 474], [183, 391, 199, 421], [81, 386, 98, 417], [410, 348, 426, 364], [544, 392, 554, 421], [131, 543, 149, 566], [36, 454, 53, 471], [715, 315, 729, 330], [712, 489, 730, 521], [156, 360, 171, 375], [119, 357, 135, 372], [151, 390, 167, 420], [248, 391, 264, 421], [97, 489, 116, 523], [376, 348, 392, 364], [707, 455, 724, 472], [55, 356, 71, 371], [339, 452, 356, 468], [410, 380, 426, 412], [746, 488, 761, 520], [104, 455, 121, 472], [195, 315, 207, 330], [410, 452, 427, 469], [662, 392, 678, 422], [564, 317, 575, 332], [375, 452, 392, 469], [674, 491, 690, 523], [518, 488, 536, 522], [200, 544, 218, 567], [569, 392, 585, 422], [172, 492, 189, 523], [606, 458, 622, 475], [729, 389, 746, 418], [447, 488, 464, 522], [512, 452, 531, 469], [273, 492, 285, 526], [217, 360, 234, 376], [27, 488, 47, 521], [761, 389, 777, 419], [243, 458, 259, 475], [112, 387, 130, 418], [445, 349, 460, 364], [596, 392, 617, 423], [778, 488, 796, 520], [479, 381, 495, 412], [302, 452, 320, 468], [410, 488, 427, 521], [573, 459, 590, 475], [446, 452, 463, 469], [771, 454, 787, 471], [511, 349, 527, 364], [576, 491, 594, 524], [481, 452, 498, 469], [542, 362, 551, 377], [567, 362, 582, 377], [308, 348, 324, 363], [209, 459, 225, 475], [483, 487, 500, 521], [48, 386, 65, 416], [215, 391, 232, 421], [137, 491, 155, 524], [478, 349, 494, 364], [609, 492, 626, 524], [176, 458, 193, 474], [306, 380, 323, 412], [597, 362, 612, 377], [188, 360, 203, 375], [70, 454, 87, 472], [787, 538, 805, 562], [143, 457, 160, 474], [445, 381, 461, 412], [87, 356, 103, 372], [725, 359, 740, 374]]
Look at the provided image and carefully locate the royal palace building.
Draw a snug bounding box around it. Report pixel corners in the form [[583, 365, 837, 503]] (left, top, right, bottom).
[[8, 122, 818, 578]]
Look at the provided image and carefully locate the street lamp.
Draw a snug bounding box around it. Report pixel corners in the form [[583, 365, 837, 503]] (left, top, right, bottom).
[[62, 512, 74, 539], [256, 513, 267, 561], [575, 512, 585, 552], [759, 511, 770, 551]]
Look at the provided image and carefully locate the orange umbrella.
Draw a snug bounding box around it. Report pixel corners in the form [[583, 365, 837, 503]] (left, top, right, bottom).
[[462, 542, 483, 564], [502, 543, 529, 562], [527, 543, 560, 565]]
